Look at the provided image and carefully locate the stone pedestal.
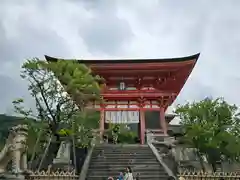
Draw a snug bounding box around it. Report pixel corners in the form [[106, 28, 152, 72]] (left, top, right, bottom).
[[0, 173, 25, 180], [53, 141, 72, 165], [52, 140, 73, 171]]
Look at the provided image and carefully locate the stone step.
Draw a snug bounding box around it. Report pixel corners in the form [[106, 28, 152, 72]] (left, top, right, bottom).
[[89, 161, 160, 166], [93, 148, 152, 151], [92, 153, 154, 156], [94, 149, 151, 152], [93, 151, 153, 154], [95, 144, 149, 148], [89, 162, 160, 167], [91, 154, 154, 158], [93, 150, 153, 154], [88, 167, 167, 172], [88, 166, 166, 171], [91, 154, 155, 158], [92, 156, 157, 162], [86, 174, 169, 179], [87, 145, 169, 180], [88, 170, 167, 175], [95, 146, 149, 148], [86, 178, 169, 180], [95, 146, 150, 149], [93, 150, 152, 153], [94, 148, 151, 151], [87, 171, 167, 177], [91, 155, 156, 159], [90, 157, 156, 161], [91, 155, 155, 159], [86, 177, 168, 180], [89, 163, 163, 167], [87, 171, 168, 176], [89, 165, 165, 170], [94, 147, 150, 150], [92, 152, 153, 155]]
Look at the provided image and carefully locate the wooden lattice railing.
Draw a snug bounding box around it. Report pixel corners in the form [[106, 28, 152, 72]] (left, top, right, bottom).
[[178, 171, 240, 180]]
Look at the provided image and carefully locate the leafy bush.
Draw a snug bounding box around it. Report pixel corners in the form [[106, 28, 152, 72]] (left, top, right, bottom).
[[118, 131, 138, 144]]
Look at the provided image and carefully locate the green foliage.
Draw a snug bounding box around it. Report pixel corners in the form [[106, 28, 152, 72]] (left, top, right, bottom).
[[175, 97, 240, 169], [13, 58, 103, 154], [105, 123, 138, 144], [16, 58, 103, 124], [112, 124, 120, 134], [68, 110, 100, 148], [118, 131, 138, 144]]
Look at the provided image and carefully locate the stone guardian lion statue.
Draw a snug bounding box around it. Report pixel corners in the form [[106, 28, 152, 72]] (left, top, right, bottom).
[[0, 124, 28, 174]]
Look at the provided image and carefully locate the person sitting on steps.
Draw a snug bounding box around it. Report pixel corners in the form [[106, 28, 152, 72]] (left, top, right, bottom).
[[124, 166, 133, 180], [135, 173, 140, 180], [98, 149, 105, 159], [117, 172, 124, 180]]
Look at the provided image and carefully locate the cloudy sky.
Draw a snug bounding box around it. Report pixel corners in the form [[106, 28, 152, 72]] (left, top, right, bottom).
[[0, 0, 240, 115]]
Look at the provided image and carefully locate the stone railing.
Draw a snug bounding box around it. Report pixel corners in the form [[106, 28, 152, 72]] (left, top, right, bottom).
[[78, 135, 97, 180], [25, 170, 79, 180], [146, 129, 176, 144], [146, 129, 214, 174], [145, 129, 159, 143], [178, 171, 240, 180], [146, 129, 177, 180]]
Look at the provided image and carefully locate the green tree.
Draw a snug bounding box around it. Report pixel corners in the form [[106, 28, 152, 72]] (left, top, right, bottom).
[[175, 97, 240, 171], [13, 58, 103, 168], [59, 110, 100, 148]]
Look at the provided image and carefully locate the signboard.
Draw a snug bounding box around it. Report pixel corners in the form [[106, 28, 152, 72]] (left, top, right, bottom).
[[119, 82, 126, 90], [105, 111, 139, 124]]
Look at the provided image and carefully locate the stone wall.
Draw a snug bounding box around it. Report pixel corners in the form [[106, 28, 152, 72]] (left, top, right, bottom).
[[154, 143, 212, 173], [221, 162, 240, 172]]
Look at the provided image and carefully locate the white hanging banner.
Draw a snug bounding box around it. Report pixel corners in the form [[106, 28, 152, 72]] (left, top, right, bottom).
[[105, 111, 139, 124]]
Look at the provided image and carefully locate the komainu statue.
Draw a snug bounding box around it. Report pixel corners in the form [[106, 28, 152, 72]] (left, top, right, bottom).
[[0, 124, 28, 174]]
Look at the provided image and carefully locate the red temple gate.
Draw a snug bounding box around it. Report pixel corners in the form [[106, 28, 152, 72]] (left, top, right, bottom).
[[45, 53, 200, 144]]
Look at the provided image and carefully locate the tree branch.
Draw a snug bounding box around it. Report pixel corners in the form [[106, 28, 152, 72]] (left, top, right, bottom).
[[30, 73, 57, 125]]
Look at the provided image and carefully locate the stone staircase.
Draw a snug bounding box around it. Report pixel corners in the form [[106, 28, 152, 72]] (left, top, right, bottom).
[[86, 144, 169, 180]]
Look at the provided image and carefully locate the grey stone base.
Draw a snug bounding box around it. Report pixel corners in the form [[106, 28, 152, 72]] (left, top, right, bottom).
[[0, 173, 25, 180]]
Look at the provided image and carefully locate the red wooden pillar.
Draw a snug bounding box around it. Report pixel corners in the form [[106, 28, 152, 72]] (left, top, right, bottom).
[[160, 107, 168, 135], [140, 109, 145, 144], [99, 108, 105, 138]]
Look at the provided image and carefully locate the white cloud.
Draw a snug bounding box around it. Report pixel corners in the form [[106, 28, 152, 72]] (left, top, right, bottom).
[[0, 0, 240, 114]]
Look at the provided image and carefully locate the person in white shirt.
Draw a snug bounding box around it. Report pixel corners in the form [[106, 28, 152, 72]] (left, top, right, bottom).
[[124, 166, 133, 180]]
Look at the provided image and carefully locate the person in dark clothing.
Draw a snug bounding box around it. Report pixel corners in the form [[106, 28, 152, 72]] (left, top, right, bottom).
[[135, 173, 140, 180]]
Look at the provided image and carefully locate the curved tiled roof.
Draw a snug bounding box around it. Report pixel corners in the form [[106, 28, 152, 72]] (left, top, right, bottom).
[[45, 53, 200, 64]]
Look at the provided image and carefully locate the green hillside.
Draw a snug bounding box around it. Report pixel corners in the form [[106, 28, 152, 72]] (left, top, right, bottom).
[[0, 114, 25, 142]]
